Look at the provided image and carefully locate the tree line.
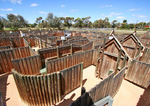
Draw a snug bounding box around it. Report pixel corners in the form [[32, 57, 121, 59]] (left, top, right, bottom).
[[0, 13, 150, 30]]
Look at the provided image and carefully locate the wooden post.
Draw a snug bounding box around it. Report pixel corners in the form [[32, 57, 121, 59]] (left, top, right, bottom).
[[132, 45, 137, 58], [115, 49, 122, 75], [71, 44, 73, 55], [80, 62, 83, 86], [45, 42, 47, 48], [57, 47, 59, 58], [95, 50, 100, 77], [136, 45, 142, 57], [81, 87, 86, 96], [98, 38, 106, 78], [121, 55, 127, 69]]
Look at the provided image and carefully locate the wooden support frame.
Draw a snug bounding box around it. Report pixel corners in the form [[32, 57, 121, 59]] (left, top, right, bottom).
[[115, 49, 122, 75]]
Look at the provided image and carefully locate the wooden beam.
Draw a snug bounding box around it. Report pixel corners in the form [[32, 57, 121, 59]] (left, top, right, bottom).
[[115, 49, 122, 75], [57, 47, 59, 58], [98, 38, 106, 78]]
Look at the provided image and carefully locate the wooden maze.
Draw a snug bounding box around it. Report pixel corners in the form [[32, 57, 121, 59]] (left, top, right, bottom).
[[0, 29, 150, 106]]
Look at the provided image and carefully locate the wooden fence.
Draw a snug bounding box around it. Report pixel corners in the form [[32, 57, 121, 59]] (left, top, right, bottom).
[[46, 50, 94, 73], [70, 67, 126, 106], [12, 70, 61, 106], [139, 47, 150, 64], [11, 37, 24, 47], [125, 60, 150, 88], [64, 39, 89, 45], [12, 55, 41, 75], [0, 47, 36, 74], [82, 41, 93, 51], [59, 63, 83, 95], [0, 37, 12, 46], [39, 45, 84, 67], [0, 45, 12, 50], [12, 63, 83, 105], [23, 38, 30, 47]]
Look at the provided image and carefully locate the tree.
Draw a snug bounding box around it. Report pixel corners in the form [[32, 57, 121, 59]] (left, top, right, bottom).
[[46, 13, 62, 28], [121, 19, 128, 28], [128, 24, 134, 29], [0, 17, 4, 30], [123, 20, 127, 24], [6, 13, 28, 30], [36, 17, 42, 24], [74, 18, 83, 28], [112, 20, 117, 28], [52, 16, 62, 28], [46, 13, 54, 27], [93, 20, 98, 28], [60, 17, 74, 29], [104, 17, 110, 28], [82, 16, 91, 27]]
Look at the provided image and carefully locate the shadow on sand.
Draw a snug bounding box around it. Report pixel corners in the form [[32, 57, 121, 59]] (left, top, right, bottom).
[[0, 73, 11, 106], [137, 85, 150, 106]]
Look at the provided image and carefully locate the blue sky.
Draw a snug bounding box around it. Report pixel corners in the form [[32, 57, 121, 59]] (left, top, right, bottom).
[[0, 0, 149, 24]]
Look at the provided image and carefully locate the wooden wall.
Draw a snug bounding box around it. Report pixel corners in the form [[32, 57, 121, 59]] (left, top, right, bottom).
[[0, 38, 12, 46], [39, 44, 93, 67], [0, 47, 36, 74], [12, 70, 61, 106], [46, 50, 94, 73], [70, 67, 126, 106], [12, 55, 41, 75], [82, 42, 93, 51], [64, 39, 89, 46], [60, 63, 83, 95], [0, 45, 12, 50], [125, 60, 150, 88], [139, 47, 150, 64], [11, 37, 24, 47], [12, 63, 83, 105]]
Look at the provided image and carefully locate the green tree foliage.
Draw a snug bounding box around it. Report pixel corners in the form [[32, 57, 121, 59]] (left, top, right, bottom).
[[103, 17, 110, 28], [112, 20, 117, 28], [93, 17, 110, 28], [60, 17, 74, 29], [0, 17, 4, 30], [74, 17, 83, 28], [121, 19, 128, 28], [46, 13, 62, 28], [5, 14, 28, 30], [128, 24, 134, 29], [36, 17, 42, 24], [82, 16, 91, 27]]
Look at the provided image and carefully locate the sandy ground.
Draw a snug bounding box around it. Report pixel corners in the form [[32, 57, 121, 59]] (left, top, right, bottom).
[[113, 80, 145, 106], [57, 65, 101, 106], [0, 65, 149, 106]]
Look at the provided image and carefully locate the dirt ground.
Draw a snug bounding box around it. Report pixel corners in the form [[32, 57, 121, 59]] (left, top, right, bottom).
[[0, 65, 149, 106]]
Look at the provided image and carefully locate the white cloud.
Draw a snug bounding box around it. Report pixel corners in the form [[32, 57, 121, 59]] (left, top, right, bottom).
[[128, 9, 138, 11], [138, 15, 148, 18], [132, 14, 148, 18], [70, 9, 78, 13], [9, 0, 22, 4], [0, 14, 5, 16], [30, 3, 38, 7], [105, 5, 112, 8], [110, 12, 122, 16], [61, 5, 65, 7], [39, 11, 47, 14], [106, 15, 112, 17], [117, 16, 125, 19], [100, 5, 112, 8], [0, 8, 13, 11]]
